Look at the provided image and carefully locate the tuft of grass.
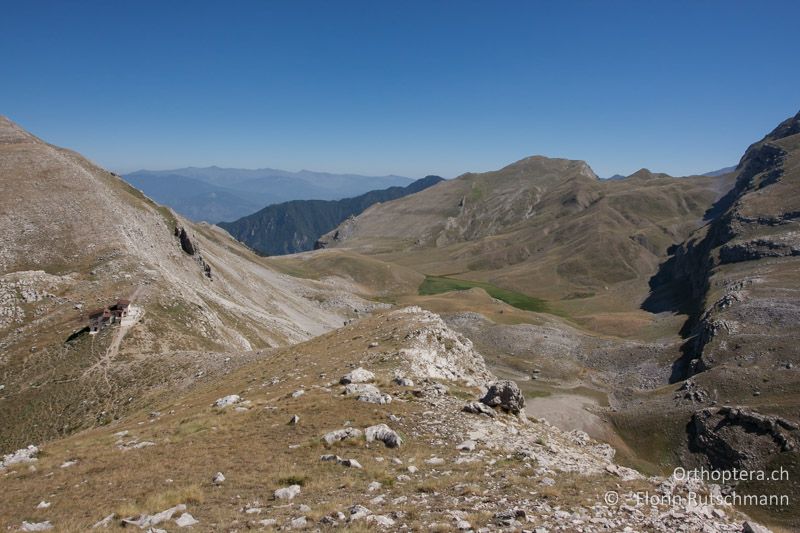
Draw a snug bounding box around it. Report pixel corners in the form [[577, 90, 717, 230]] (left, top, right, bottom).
[[115, 485, 204, 517], [277, 475, 308, 487], [418, 275, 550, 313]]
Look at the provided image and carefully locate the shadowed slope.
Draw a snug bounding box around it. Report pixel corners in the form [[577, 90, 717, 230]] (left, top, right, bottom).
[[219, 175, 443, 256]]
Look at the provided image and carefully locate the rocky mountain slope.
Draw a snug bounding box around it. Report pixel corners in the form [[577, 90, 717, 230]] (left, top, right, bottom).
[[317, 154, 734, 338], [124, 167, 414, 223], [0, 117, 377, 451], [0, 307, 765, 532], [219, 175, 443, 256], [625, 111, 800, 522]]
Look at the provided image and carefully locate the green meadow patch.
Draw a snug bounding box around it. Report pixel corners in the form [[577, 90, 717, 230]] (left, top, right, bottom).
[[418, 275, 550, 313]]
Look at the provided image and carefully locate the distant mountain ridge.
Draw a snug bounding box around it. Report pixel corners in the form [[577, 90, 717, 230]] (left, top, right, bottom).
[[701, 165, 737, 177], [219, 175, 444, 256], [124, 166, 414, 223]]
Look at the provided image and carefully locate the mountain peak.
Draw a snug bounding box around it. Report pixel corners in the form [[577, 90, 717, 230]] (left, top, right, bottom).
[[766, 109, 800, 142], [0, 116, 39, 145], [499, 155, 598, 180], [737, 109, 800, 171], [627, 168, 672, 180]]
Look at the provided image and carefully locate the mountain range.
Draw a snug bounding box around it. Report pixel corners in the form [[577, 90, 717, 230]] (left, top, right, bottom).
[[2, 112, 798, 531], [315, 157, 733, 320], [218, 175, 443, 256], [123, 166, 414, 223]]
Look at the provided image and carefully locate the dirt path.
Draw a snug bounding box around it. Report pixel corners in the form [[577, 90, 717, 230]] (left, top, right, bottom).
[[85, 285, 145, 382], [104, 285, 144, 361]]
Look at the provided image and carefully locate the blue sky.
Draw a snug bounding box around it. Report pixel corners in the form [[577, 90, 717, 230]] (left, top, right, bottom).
[[2, 1, 798, 179]]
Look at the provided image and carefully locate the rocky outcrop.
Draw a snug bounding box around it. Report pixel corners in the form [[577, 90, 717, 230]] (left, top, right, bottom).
[[675, 379, 710, 403], [1, 444, 39, 469], [391, 306, 493, 386], [121, 503, 188, 528], [174, 225, 213, 278], [689, 406, 799, 470], [315, 215, 358, 250], [322, 427, 363, 445], [340, 367, 375, 384], [480, 380, 525, 415], [175, 226, 197, 255], [719, 237, 800, 264], [274, 485, 301, 500], [364, 424, 402, 448]]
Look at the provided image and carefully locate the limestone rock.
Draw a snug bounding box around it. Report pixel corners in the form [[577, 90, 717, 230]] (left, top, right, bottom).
[[290, 516, 307, 528], [20, 522, 53, 532], [274, 485, 302, 500], [343, 383, 380, 396], [121, 504, 186, 528], [339, 458, 363, 468], [340, 367, 375, 384], [463, 401, 496, 418], [175, 512, 199, 527], [1, 444, 39, 468], [367, 514, 395, 527], [349, 504, 371, 521], [392, 376, 414, 387], [212, 395, 241, 408], [365, 424, 402, 448], [323, 427, 363, 445], [320, 454, 362, 468], [91, 514, 116, 529], [358, 389, 392, 404], [457, 440, 476, 451]]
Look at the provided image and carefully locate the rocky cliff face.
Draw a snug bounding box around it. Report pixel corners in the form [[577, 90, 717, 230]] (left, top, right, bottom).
[[638, 113, 800, 526], [651, 111, 800, 379], [690, 406, 799, 471]]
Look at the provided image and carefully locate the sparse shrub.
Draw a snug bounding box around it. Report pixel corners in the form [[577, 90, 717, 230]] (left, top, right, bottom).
[[277, 475, 307, 487]]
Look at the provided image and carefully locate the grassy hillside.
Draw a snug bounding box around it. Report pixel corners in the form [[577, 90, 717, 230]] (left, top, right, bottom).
[[317, 156, 734, 333]]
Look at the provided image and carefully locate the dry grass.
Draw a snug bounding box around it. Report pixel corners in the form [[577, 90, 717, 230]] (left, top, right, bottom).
[[114, 484, 205, 517], [0, 313, 422, 529]]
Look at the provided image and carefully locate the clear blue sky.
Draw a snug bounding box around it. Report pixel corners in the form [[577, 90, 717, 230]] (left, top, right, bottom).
[[2, 1, 798, 179]]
